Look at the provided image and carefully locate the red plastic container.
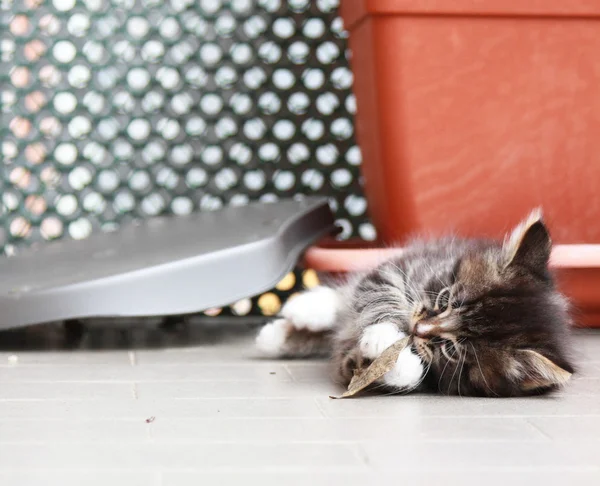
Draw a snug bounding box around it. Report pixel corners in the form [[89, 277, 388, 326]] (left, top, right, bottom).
[[302, 2, 600, 326], [341, 0, 600, 244]]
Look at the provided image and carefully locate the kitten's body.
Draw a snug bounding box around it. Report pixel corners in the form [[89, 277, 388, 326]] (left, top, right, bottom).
[[256, 212, 575, 397]]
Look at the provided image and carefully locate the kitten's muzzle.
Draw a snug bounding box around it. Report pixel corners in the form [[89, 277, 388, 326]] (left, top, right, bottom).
[[413, 318, 457, 339], [413, 321, 440, 339]]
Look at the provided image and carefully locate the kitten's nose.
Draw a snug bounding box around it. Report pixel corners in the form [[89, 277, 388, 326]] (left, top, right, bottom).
[[414, 317, 457, 339], [413, 321, 440, 339]]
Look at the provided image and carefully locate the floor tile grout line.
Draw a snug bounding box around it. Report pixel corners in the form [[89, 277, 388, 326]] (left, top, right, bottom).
[[313, 396, 329, 418], [0, 397, 331, 401], [4, 404, 600, 419], [0, 362, 309, 368], [0, 417, 338, 423], [0, 467, 378, 474], [2, 466, 600, 473], [146, 420, 155, 442], [0, 439, 558, 445], [523, 418, 554, 441], [0, 380, 297, 384], [353, 443, 374, 470], [3, 415, 600, 421], [282, 363, 297, 382]]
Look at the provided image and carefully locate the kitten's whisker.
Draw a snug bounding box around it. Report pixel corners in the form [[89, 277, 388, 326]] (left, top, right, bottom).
[[447, 344, 463, 396], [438, 344, 458, 392], [457, 346, 467, 398]]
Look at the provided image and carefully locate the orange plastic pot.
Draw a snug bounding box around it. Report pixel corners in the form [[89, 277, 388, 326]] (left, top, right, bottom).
[[341, 0, 600, 244]]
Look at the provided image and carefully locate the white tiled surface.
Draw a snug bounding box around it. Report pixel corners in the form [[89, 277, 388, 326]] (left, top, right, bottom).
[[0, 321, 599, 486]]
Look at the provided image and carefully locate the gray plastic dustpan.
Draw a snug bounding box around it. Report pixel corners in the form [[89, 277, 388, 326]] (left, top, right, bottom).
[[0, 197, 335, 329]]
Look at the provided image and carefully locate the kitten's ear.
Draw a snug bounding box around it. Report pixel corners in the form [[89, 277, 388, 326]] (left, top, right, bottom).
[[503, 208, 551, 271], [516, 349, 572, 392]]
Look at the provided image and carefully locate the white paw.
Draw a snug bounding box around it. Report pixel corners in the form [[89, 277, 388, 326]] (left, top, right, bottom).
[[255, 319, 292, 357], [382, 347, 424, 391], [360, 323, 405, 360], [280, 286, 340, 332]]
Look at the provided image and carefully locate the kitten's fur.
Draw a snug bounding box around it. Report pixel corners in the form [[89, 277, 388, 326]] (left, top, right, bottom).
[[256, 211, 575, 397]]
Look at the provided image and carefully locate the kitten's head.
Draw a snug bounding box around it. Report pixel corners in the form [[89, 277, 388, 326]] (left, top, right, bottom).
[[412, 210, 574, 397]]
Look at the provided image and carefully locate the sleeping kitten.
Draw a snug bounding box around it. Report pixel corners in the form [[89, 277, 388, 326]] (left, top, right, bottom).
[[256, 210, 575, 397]]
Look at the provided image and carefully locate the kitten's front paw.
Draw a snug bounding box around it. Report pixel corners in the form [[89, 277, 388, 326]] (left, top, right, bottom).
[[255, 319, 293, 357], [360, 322, 405, 360], [280, 286, 340, 332], [382, 347, 424, 392]]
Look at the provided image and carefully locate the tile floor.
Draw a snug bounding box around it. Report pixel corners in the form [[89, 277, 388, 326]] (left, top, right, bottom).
[[0, 318, 599, 486]]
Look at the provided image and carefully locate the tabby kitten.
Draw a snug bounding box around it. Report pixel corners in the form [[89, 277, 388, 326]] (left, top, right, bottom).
[[256, 210, 575, 397]]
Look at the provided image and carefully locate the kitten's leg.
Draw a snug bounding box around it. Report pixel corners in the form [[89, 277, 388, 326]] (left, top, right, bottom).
[[255, 319, 294, 357], [280, 285, 340, 332], [255, 319, 332, 358], [255, 286, 341, 357], [359, 322, 424, 391]]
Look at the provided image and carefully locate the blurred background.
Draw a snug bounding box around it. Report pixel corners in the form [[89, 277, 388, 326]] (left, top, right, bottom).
[[1, 0, 371, 319]]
